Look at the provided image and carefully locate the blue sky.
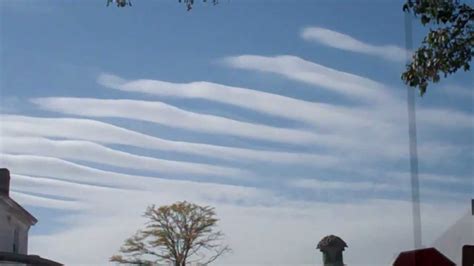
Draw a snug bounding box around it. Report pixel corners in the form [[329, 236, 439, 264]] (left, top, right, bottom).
[[1, 1, 473, 265]]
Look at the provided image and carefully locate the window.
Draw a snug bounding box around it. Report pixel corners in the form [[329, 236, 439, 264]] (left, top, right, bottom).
[[13, 227, 19, 253]]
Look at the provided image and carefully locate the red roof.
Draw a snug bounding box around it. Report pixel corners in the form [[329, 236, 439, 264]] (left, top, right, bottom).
[[393, 248, 455, 266]]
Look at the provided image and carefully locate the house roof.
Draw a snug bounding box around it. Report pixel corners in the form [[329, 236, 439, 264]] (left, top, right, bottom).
[[0, 195, 38, 226], [0, 252, 62, 266], [393, 247, 455, 266]]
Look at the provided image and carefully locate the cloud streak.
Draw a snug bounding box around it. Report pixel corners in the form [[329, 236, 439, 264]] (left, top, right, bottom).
[[16, 100, 411, 163], [0, 11, 470, 266], [3, 153, 467, 265], [222, 54, 392, 101], [1, 154, 148, 189], [1, 115, 337, 166], [31, 97, 327, 145], [10, 191, 86, 210], [222, 55, 473, 131], [95, 72, 472, 168], [1, 136, 248, 178], [1, 154, 278, 206], [98, 73, 377, 131], [301, 26, 409, 62]]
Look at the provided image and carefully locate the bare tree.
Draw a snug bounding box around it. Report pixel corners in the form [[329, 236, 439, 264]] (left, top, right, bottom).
[[110, 201, 230, 266]]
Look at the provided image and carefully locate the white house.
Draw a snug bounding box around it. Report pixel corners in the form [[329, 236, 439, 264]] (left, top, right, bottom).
[[0, 168, 37, 255], [0, 168, 61, 265], [434, 210, 474, 266]]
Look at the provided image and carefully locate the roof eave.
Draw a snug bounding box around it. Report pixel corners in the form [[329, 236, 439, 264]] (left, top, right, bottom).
[[0, 196, 38, 226]]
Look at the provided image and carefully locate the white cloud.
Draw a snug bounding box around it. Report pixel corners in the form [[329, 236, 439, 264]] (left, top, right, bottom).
[[1, 154, 149, 189], [221, 55, 473, 132], [1, 115, 336, 166], [440, 84, 473, 98], [98, 73, 375, 131], [31, 97, 327, 145], [387, 171, 472, 186], [222, 55, 392, 101], [418, 108, 474, 129], [0, 16, 469, 266], [1, 154, 279, 205], [0, 86, 467, 266], [95, 70, 472, 173], [11, 174, 119, 202], [10, 191, 86, 210], [23, 185, 466, 265], [1, 136, 248, 178], [14, 92, 468, 170], [301, 27, 409, 62], [288, 175, 470, 200], [2, 152, 467, 265], [21, 99, 445, 165], [289, 178, 399, 192], [3, 151, 463, 265]]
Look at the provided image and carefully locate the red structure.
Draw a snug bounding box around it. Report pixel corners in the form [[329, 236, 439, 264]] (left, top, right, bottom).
[[393, 247, 455, 266], [463, 245, 474, 266]]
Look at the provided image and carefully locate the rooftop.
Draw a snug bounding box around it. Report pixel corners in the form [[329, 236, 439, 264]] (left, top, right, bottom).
[[0, 168, 38, 225]]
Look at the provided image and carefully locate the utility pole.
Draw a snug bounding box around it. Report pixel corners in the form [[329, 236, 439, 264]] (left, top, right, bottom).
[[404, 12, 422, 249]]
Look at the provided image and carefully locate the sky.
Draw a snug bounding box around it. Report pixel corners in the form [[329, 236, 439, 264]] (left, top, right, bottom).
[[0, 0, 473, 265]]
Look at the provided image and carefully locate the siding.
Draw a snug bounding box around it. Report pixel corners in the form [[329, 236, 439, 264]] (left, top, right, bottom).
[[0, 204, 30, 254]]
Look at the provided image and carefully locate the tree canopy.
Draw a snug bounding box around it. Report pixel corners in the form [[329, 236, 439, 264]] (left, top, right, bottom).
[[179, 0, 219, 11], [110, 201, 230, 266], [107, 0, 218, 10], [402, 0, 473, 96]]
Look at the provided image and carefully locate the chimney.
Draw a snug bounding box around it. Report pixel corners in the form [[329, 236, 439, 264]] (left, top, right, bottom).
[[0, 168, 11, 196]]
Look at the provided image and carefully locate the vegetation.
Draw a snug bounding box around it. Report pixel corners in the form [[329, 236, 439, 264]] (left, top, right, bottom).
[[402, 0, 473, 96], [179, 0, 219, 11], [110, 201, 230, 266], [106, 0, 132, 7], [106, 0, 218, 10]]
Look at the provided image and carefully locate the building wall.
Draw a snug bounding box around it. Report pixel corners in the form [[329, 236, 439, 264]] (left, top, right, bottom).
[[0, 263, 27, 266], [0, 204, 30, 254]]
